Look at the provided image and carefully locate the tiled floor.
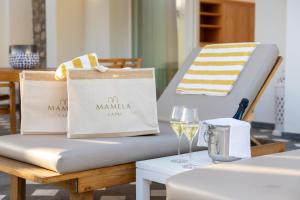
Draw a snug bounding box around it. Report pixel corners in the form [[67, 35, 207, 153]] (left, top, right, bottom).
[[0, 174, 166, 200], [0, 115, 299, 199]]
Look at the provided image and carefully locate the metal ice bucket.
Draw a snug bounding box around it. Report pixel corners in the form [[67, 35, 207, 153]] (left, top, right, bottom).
[[203, 122, 240, 162]]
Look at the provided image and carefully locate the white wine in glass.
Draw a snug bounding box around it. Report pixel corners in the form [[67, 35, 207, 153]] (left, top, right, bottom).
[[170, 121, 183, 137], [182, 123, 199, 141], [170, 106, 187, 163], [181, 107, 200, 169]]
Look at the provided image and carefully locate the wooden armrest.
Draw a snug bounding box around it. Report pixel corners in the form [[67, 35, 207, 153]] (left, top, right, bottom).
[[0, 95, 10, 101], [0, 83, 10, 87]]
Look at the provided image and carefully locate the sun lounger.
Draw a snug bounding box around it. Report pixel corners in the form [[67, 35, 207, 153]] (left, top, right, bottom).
[[0, 44, 284, 199], [167, 149, 300, 200]]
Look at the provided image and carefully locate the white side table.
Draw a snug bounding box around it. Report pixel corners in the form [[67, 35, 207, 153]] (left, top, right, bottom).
[[136, 151, 213, 200]]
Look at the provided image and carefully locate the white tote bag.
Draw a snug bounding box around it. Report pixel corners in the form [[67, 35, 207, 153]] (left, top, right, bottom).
[[20, 71, 67, 134], [67, 68, 159, 138]]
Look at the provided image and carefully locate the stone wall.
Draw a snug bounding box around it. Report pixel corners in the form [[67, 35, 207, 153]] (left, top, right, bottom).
[[32, 0, 46, 68]]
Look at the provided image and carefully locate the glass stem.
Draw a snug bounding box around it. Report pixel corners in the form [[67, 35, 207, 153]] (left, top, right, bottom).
[[177, 135, 181, 156], [189, 140, 193, 166]]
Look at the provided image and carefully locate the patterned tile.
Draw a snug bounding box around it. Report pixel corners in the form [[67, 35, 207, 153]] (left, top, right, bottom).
[[253, 134, 269, 139], [100, 196, 126, 200], [257, 129, 271, 133], [32, 189, 59, 196], [272, 138, 290, 142], [0, 195, 6, 200], [294, 143, 300, 147], [151, 189, 166, 197], [26, 180, 40, 185]]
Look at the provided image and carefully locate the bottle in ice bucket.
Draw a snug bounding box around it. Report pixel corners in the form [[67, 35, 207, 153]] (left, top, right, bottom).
[[233, 98, 249, 120]]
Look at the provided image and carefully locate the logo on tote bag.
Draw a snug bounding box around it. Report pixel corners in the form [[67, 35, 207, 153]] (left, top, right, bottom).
[[96, 96, 131, 117], [48, 98, 68, 117]]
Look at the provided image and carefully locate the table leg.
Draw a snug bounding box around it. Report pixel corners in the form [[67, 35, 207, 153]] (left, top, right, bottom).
[[10, 176, 26, 200], [136, 169, 152, 200], [9, 82, 17, 134]]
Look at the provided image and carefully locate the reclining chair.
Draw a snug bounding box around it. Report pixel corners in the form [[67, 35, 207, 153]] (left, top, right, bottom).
[[0, 44, 283, 200]]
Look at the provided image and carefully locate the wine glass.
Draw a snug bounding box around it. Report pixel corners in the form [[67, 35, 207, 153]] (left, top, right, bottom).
[[170, 106, 187, 163], [181, 107, 200, 169]]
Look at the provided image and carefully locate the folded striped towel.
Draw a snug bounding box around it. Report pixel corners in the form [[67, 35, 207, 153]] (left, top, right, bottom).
[[55, 53, 99, 80], [176, 43, 259, 96]]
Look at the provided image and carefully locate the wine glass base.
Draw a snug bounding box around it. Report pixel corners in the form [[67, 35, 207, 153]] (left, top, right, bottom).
[[171, 158, 188, 163], [182, 164, 197, 169]]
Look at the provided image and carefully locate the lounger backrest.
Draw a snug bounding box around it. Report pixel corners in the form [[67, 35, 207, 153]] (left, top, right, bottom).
[[157, 44, 279, 121]]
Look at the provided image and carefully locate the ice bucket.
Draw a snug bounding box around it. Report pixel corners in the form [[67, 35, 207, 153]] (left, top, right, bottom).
[[204, 122, 241, 162]]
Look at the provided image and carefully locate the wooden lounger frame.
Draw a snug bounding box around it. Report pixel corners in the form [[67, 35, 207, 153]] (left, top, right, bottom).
[[0, 57, 284, 200]]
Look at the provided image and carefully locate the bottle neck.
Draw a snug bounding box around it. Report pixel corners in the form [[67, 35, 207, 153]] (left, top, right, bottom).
[[233, 98, 249, 120], [233, 105, 246, 120]]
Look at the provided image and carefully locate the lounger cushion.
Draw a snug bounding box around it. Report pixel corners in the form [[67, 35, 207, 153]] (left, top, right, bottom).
[[0, 122, 199, 173], [167, 150, 300, 200], [158, 44, 279, 121]]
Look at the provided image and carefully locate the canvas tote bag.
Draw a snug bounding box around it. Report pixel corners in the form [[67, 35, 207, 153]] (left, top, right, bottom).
[[20, 71, 67, 134], [67, 68, 159, 138]]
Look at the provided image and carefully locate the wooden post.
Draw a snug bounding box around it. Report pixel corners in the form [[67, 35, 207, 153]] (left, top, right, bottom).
[[10, 176, 25, 200], [69, 191, 93, 200]]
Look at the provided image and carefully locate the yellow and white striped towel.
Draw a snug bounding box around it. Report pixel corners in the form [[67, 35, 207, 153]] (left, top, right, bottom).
[[55, 53, 98, 80], [176, 42, 259, 96]]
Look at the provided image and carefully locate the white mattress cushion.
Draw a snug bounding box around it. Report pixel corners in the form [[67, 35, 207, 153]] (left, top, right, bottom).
[[0, 123, 195, 173], [167, 150, 300, 200]]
